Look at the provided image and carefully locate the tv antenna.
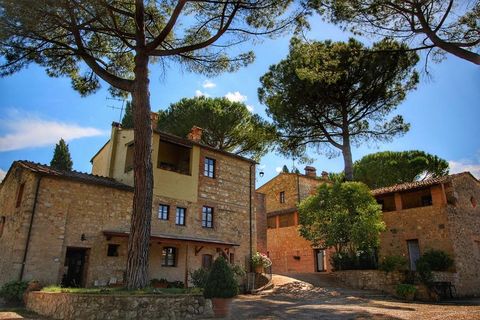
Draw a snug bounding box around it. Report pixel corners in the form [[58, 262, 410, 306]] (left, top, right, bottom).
[[106, 96, 127, 122]]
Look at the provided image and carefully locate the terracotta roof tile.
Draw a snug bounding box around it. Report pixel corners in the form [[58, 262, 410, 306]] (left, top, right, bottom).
[[371, 172, 475, 196], [14, 160, 133, 191]]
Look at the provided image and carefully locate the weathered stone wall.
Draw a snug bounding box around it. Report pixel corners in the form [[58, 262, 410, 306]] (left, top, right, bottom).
[[334, 270, 406, 295], [379, 204, 455, 262], [267, 223, 334, 273], [26, 291, 213, 320], [257, 173, 297, 213], [0, 169, 38, 286], [255, 192, 267, 253], [20, 176, 133, 286], [445, 175, 480, 296]]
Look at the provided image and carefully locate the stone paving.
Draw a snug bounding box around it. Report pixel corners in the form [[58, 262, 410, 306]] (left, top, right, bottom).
[[229, 273, 480, 320]]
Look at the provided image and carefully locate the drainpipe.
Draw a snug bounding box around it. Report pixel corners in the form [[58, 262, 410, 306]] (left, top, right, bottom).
[[249, 163, 253, 272], [20, 175, 42, 281]]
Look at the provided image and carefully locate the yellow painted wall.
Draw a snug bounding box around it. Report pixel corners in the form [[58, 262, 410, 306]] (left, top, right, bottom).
[[152, 136, 199, 202], [91, 128, 199, 202], [91, 141, 111, 177]]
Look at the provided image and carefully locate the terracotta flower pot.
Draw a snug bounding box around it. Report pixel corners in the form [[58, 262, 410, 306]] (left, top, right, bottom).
[[255, 265, 264, 274], [211, 297, 233, 318]]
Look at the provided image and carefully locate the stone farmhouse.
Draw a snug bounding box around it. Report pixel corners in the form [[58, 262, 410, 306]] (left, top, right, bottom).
[[258, 169, 480, 296], [256, 167, 334, 274], [0, 121, 265, 288]]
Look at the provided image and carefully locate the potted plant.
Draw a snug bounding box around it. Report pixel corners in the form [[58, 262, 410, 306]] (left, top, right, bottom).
[[204, 257, 238, 318], [251, 252, 272, 274]]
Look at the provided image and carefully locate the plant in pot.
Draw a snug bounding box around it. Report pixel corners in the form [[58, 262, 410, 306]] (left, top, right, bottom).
[[204, 256, 238, 318], [396, 283, 417, 301], [251, 252, 272, 274]]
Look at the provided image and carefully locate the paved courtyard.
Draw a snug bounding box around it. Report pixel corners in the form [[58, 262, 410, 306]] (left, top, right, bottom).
[[230, 273, 480, 320]]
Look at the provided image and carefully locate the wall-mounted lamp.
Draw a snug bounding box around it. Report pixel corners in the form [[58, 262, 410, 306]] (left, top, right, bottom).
[[81, 233, 86, 241], [259, 171, 264, 178]]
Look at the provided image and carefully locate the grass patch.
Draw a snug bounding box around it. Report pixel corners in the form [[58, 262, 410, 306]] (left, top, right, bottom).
[[41, 286, 202, 295]]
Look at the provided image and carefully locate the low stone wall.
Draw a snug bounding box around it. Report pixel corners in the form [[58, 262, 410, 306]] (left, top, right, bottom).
[[334, 270, 405, 295], [26, 291, 213, 320]]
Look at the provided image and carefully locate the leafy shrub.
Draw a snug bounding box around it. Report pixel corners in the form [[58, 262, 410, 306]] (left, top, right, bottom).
[[420, 250, 453, 271], [416, 259, 433, 285], [379, 255, 408, 272], [167, 280, 184, 289], [190, 268, 210, 288], [396, 284, 417, 299], [331, 250, 377, 271], [0, 280, 29, 303], [150, 278, 168, 287], [204, 257, 238, 299]]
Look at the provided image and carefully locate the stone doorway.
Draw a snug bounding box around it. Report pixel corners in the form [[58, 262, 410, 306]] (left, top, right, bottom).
[[62, 247, 89, 287]]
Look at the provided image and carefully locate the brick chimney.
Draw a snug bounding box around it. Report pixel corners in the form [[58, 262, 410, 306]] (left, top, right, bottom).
[[187, 126, 203, 142], [150, 112, 159, 129], [304, 166, 317, 177], [321, 171, 329, 180]]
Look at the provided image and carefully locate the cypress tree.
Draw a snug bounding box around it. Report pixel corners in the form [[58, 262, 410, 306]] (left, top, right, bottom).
[[50, 138, 73, 171], [121, 101, 134, 129], [282, 165, 290, 173]]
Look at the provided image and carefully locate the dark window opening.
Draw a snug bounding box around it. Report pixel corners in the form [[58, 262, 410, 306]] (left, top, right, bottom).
[[204, 157, 216, 178], [0, 216, 5, 238], [107, 244, 119, 257], [202, 254, 213, 269], [124, 143, 134, 172], [401, 188, 433, 209], [471, 196, 477, 208], [202, 206, 213, 228], [16, 183, 25, 208], [376, 195, 396, 212], [280, 191, 285, 204], [267, 216, 276, 229], [157, 140, 191, 175], [229, 253, 235, 264], [176, 207, 186, 226], [158, 204, 169, 220], [278, 213, 295, 228], [162, 247, 177, 267], [421, 195, 433, 206]]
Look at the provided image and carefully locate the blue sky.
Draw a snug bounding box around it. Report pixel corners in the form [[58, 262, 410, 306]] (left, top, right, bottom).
[[0, 17, 479, 187]]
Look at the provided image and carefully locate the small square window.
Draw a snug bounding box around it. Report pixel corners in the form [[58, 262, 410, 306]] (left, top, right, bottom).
[[202, 254, 213, 269], [204, 157, 216, 178], [202, 206, 213, 228], [158, 204, 169, 220], [162, 247, 177, 267], [280, 191, 285, 204], [107, 244, 119, 257], [421, 195, 432, 206], [176, 207, 186, 226]]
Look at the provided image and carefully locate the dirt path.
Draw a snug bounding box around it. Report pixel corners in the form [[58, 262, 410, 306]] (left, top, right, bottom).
[[229, 273, 480, 320]]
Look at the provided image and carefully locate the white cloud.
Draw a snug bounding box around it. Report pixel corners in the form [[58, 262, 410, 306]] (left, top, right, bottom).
[[202, 80, 216, 89], [275, 167, 282, 173], [225, 91, 247, 103], [0, 169, 6, 183], [449, 160, 480, 178], [195, 90, 209, 97], [0, 116, 105, 152]]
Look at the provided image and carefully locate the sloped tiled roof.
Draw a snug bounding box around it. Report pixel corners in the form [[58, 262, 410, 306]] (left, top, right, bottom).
[[371, 172, 476, 196], [9, 160, 133, 191]]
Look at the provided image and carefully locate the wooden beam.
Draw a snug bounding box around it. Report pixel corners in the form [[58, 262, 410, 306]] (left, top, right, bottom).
[[195, 246, 203, 256]]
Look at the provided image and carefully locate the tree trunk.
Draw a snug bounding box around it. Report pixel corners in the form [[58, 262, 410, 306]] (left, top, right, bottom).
[[125, 0, 153, 290], [342, 136, 354, 181], [125, 53, 153, 289]]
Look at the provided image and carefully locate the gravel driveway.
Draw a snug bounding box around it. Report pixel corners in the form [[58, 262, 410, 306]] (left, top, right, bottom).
[[229, 273, 480, 320]]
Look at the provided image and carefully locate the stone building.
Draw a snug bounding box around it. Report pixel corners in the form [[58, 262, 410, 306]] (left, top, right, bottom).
[[373, 172, 480, 296], [0, 123, 262, 288], [256, 167, 334, 273], [258, 168, 480, 296]]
